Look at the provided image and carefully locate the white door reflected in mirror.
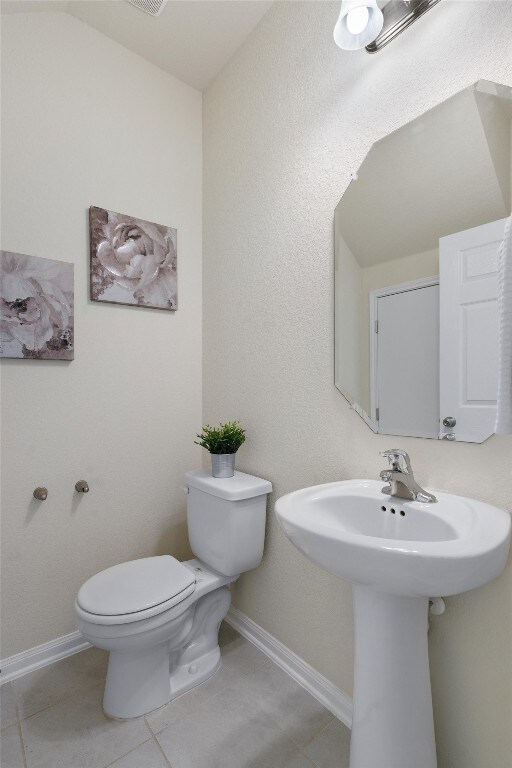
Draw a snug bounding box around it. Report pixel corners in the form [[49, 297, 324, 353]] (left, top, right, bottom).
[[373, 279, 439, 439], [440, 218, 506, 442], [334, 79, 512, 443]]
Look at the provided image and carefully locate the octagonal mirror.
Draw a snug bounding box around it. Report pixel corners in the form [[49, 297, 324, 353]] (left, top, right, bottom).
[[334, 80, 511, 443]]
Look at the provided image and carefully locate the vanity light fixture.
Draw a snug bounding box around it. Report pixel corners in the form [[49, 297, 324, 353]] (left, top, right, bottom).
[[334, 0, 440, 53], [333, 0, 384, 50]]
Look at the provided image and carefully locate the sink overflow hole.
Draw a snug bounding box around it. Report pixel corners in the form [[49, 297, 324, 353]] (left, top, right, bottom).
[[400, 510, 406, 516], [381, 506, 386, 511], [390, 508, 396, 514]]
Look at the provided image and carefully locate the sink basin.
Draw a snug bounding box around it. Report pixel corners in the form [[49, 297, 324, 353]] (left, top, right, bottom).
[[275, 479, 510, 597], [275, 478, 511, 768]]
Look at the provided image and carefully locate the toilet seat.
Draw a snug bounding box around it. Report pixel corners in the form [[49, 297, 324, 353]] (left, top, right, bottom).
[[76, 556, 196, 626]]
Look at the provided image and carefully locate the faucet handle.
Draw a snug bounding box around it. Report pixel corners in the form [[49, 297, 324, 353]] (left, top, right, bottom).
[[380, 449, 412, 473]]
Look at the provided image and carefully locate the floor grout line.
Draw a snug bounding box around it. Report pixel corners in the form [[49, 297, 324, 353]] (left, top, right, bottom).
[[225, 638, 341, 762], [297, 713, 337, 752], [281, 748, 314, 767], [297, 747, 321, 767], [0, 682, 16, 732], [12, 678, 104, 724], [13, 687, 28, 768], [145, 716, 173, 767], [152, 734, 174, 768], [228, 651, 338, 755], [101, 735, 154, 768]]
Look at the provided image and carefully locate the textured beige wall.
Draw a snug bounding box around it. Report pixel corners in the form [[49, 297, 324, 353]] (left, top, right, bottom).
[[1, 12, 201, 657], [203, 3, 512, 767]]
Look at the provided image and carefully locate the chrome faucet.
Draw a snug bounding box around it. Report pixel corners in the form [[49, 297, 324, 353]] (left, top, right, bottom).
[[379, 449, 437, 503]]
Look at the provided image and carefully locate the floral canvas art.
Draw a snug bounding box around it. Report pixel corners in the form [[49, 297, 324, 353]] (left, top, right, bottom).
[[89, 207, 177, 310], [0, 251, 74, 360]]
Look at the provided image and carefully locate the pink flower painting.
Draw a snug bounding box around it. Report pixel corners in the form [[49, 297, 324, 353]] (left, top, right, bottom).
[[0, 251, 74, 360], [89, 207, 177, 311]]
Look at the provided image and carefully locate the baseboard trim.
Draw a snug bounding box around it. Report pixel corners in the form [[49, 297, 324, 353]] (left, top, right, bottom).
[[0, 608, 354, 727], [0, 631, 91, 685], [226, 606, 353, 728]]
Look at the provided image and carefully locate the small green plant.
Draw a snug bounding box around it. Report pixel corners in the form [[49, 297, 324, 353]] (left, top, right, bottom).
[[195, 420, 246, 455]]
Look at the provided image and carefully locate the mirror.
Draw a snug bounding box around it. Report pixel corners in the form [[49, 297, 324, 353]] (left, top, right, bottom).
[[335, 80, 512, 443]]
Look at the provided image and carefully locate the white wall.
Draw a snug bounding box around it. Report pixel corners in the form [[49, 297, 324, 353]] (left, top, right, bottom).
[[203, 3, 512, 768], [0, 11, 202, 657]]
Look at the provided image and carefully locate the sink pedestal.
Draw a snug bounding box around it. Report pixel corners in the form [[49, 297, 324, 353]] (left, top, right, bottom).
[[350, 586, 437, 768], [275, 479, 511, 768]]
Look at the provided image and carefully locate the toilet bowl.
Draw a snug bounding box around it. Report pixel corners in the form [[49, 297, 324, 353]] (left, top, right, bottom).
[[75, 470, 272, 719]]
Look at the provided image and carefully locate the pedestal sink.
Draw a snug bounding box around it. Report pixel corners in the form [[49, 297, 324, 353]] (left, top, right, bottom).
[[275, 479, 511, 768]]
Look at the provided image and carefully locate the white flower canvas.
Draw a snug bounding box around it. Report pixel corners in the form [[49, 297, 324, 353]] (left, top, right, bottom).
[[89, 206, 177, 310], [0, 251, 74, 360]]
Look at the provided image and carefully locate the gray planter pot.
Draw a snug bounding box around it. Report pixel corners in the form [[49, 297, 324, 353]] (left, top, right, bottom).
[[211, 453, 236, 478]]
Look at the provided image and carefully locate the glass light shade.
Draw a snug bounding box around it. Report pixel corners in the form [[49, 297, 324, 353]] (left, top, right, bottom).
[[333, 0, 384, 50], [346, 6, 369, 34]]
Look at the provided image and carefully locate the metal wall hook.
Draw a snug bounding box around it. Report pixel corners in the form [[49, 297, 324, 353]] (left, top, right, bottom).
[[33, 487, 48, 501], [75, 480, 89, 493]]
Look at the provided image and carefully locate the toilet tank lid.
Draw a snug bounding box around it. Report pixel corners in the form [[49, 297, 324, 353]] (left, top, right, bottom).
[[185, 470, 272, 501]]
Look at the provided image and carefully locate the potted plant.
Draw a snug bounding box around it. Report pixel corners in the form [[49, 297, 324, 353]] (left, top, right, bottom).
[[195, 420, 246, 478]]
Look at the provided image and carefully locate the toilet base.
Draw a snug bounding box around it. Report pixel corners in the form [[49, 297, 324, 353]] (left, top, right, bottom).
[[103, 641, 173, 720], [102, 584, 232, 719], [169, 646, 221, 700], [168, 584, 231, 700], [103, 645, 222, 720]]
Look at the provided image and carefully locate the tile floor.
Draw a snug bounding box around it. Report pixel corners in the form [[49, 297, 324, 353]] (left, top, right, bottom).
[[0, 623, 350, 768]]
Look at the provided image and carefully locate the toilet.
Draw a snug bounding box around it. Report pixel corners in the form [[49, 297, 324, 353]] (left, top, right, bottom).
[[75, 469, 272, 719]]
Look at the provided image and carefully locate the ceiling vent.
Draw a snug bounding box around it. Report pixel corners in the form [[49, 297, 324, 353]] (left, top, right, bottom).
[[127, 0, 168, 17]]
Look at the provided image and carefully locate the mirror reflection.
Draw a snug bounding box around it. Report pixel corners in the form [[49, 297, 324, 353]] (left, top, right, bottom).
[[335, 80, 512, 443]]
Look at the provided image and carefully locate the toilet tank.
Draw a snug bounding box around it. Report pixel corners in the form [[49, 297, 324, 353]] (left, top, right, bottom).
[[184, 470, 272, 577]]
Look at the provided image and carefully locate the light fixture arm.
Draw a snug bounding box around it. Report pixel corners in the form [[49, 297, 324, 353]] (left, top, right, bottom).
[[365, 0, 441, 53]]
